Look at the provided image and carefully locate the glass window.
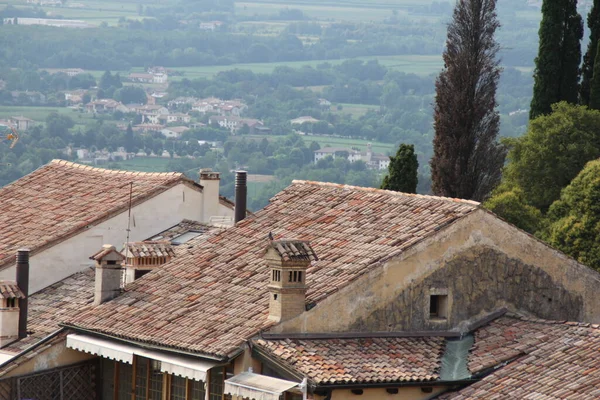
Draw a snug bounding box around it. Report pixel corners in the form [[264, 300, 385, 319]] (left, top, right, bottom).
[[135, 357, 148, 400], [118, 363, 133, 400], [148, 366, 163, 400], [102, 359, 115, 400], [170, 376, 187, 400], [191, 379, 206, 400], [209, 368, 224, 400]]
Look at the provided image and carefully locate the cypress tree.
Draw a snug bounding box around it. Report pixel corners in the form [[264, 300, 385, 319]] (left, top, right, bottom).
[[381, 144, 418, 193], [530, 0, 583, 119], [589, 42, 600, 109], [430, 0, 506, 201], [580, 0, 600, 106]]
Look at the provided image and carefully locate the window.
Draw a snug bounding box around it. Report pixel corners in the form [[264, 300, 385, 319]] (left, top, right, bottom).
[[430, 295, 448, 319], [135, 357, 148, 400], [148, 364, 163, 400], [170, 376, 186, 400], [135, 270, 150, 280], [102, 359, 115, 400], [209, 367, 224, 400], [190, 379, 206, 400], [117, 362, 133, 400]]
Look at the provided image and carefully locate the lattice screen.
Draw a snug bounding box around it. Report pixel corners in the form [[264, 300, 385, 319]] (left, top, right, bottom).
[[0, 360, 96, 400]]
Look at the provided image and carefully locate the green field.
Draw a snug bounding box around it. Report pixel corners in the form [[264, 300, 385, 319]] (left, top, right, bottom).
[[0, 106, 93, 125], [167, 55, 443, 80], [332, 103, 380, 118], [245, 134, 395, 154], [108, 157, 173, 173]]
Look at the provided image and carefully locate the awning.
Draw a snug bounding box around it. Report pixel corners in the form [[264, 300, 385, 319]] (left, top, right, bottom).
[[67, 333, 134, 364], [224, 372, 300, 400], [66, 333, 217, 381]]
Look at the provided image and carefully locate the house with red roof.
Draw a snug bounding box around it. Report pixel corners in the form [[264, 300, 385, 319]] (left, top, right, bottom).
[[0, 180, 597, 399]]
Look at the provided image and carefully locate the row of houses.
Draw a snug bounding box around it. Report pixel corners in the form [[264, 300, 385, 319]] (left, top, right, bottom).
[[191, 97, 248, 117], [0, 116, 36, 132], [208, 115, 270, 134], [0, 160, 597, 399], [128, 72, 169, 85], [314, 143, 391, 170]]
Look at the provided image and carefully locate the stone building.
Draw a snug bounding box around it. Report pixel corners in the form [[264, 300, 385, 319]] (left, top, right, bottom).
[[0, 181, 598, 399]]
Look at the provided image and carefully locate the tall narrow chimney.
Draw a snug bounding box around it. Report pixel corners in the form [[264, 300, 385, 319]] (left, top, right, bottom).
[[91, 245, 125, 306], [199, 168, 221, 223], [235, 170, 247, 224], [16, 249, 29, 339]]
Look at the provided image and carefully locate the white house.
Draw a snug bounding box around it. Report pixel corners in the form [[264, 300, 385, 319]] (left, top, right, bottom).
[[161, 126, 190, 139], [314, 144, 390, 170], [0, 160, 235, 294], [290, 116, 320, 125]]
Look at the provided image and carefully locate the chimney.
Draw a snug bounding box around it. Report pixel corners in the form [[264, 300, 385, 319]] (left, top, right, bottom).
[[199, 168, 221, 223], [91, 245, 125, 306], [235, 170, 247, 224], [16, 249, 29, 340], [266, 240, 317, 323]]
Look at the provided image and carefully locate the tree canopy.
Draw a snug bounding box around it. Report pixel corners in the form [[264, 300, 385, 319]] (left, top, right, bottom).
[[500, 102, 600, 212], [580, 0, 600, 106], [380, 144, 418, 193], [529, 0, 583, 119], [542, 159, 600, 271], [431, 0, 506, 201]]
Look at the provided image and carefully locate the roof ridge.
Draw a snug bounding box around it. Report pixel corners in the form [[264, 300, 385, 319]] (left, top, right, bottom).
[[504, 312, 600, 330], [291, 180, 480, 206], [50, 159, 185, 178]]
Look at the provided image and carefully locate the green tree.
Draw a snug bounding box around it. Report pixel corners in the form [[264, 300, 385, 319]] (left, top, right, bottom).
[[543, 159, 600, 271], [500, 102, 600, 211], [589, 41, 600, 110], [530, 0, 583, 119], [580, 0, 600, 106], [114, 86, 147, 104], [381, 144, 418, 193], [484, 185, 544, 233], [125, 123, 134, 152], [431, 0, 506, 201]]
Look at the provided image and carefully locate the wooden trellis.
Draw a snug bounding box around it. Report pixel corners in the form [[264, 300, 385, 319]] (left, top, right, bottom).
[[0, 360, 98, 400]]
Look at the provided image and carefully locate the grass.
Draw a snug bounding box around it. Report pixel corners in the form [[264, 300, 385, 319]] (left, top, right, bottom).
[[245, 134, 395, 154], [332, 103, 380, 118], [168, 55, 443, 80], [0, 106, 93, 124], [107, 157, 172, 173]]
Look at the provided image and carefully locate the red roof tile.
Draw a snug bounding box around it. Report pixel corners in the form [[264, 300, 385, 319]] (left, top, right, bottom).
[[0, 281, 25, 299], [0, 160, 200, 269], [124, 241, 175, 259], [440, 315, 600, 399], [269, 240, 318, 262], [68, 181, 478, 358], [255, 337, 444, 384]]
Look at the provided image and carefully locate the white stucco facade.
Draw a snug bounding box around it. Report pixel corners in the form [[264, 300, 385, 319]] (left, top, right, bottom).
[[0, 183, 234, 294]]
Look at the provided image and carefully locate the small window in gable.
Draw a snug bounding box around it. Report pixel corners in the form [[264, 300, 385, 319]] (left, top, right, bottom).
[[430, 295, 448, 319]]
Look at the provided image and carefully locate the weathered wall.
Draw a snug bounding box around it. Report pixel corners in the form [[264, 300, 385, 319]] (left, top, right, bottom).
[[0, 184, 234, 294], [5, 341, 95, 378], [313, 387, 447, 400], [350, 245, 584, 332], [271, 209, 600, 334]]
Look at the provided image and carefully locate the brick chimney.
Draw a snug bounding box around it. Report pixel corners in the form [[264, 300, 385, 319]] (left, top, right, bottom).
[[199, 168, 221, 223], [266, 240, 317, 323], [235, 170, 247, 224], [91, 245, 125, 306], [122, 241, 175, 284], [16, 249, 29, 339]]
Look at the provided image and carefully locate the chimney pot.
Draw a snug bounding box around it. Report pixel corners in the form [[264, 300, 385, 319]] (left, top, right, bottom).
[[16, 249, 29, 340], [91, 245, 125, 305], [266, 240, 316, 323], [235, 171, 247, 224]]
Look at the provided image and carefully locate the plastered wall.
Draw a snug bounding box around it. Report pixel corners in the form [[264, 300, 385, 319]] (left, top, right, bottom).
[[0, 184, 234, 294], [271, 209, 600, 334]]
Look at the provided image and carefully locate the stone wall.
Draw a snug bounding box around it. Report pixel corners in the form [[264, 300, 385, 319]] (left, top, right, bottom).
[[349, 245, 584, 332]]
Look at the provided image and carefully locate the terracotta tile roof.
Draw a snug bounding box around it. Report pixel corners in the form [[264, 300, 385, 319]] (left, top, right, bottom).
[[90, 245, 124, 262], [124, 241, 175, 258], [269, 240, 318, 262], [255, 337, 444, 384], [0, 160, 201, 269], [0, 282, 24, 299], [440, 315, 600, 399], [3, 269, 95, 353], [68, 181, 478, 358]]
